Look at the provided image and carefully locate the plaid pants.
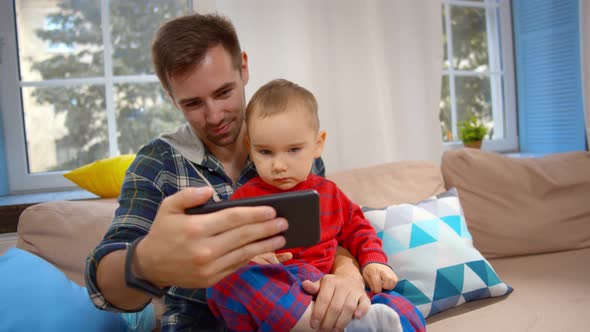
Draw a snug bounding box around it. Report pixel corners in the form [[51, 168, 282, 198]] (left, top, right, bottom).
[[207, 263, 426, 332]]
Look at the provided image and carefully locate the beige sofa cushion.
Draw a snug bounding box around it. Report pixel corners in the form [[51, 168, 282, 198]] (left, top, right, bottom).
[[328, 161, 445, 207], [427, 247, 590, 331], [442, 149, 590, 258], [17, 199, 117, 286], [17, 198, 166, 325]]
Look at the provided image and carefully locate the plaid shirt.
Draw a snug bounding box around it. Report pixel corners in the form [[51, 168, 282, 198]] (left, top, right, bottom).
[[85, 133, 324, 332]]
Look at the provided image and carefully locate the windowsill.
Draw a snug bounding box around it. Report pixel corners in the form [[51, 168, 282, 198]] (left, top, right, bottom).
[[442, 139, 518, 153], [0, 189, 99, 207], [442, 141, 556, 159], [501, 152, 549, 158]]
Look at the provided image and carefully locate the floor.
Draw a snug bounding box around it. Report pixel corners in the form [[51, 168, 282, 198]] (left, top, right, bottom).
[[0, 232, 17, 255]]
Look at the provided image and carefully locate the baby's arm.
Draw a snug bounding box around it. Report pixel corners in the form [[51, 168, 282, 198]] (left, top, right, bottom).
[[362, 263, 399, 293], [333, 186, 398, 292]]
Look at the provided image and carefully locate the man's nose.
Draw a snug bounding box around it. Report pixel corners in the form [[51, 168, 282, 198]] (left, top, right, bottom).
[[204, 100, 224, 125]]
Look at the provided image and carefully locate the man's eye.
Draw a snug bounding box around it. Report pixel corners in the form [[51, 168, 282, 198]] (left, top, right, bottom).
[[218, 89, 232, 98], [259, 150, 272, 155], [184, 101, 202, 108]]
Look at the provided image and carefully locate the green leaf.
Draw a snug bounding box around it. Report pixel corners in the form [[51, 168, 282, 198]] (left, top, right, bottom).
[[458, 114, 488, 144]]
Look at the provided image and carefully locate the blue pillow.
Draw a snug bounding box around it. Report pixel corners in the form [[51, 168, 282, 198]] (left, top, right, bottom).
[[0, 247, 128, 332], [363, 188, 512, 317]]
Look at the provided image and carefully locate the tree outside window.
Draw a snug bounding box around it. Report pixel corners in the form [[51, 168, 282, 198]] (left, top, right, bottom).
[[440, 0, 510, 146], [16, 0, 190, 173]]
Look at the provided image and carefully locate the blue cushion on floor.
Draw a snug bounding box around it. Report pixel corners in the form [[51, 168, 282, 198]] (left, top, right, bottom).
[[0, 247, 127, 332]]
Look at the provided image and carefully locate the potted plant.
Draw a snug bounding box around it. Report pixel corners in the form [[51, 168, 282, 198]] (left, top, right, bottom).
[[459, 115, 488, 149]]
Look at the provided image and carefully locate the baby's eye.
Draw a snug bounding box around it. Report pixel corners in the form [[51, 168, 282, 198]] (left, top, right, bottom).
[[258, 149, 272, 155], [288, 147, 301, 153]]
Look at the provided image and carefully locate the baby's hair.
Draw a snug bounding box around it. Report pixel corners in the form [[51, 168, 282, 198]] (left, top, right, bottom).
[[245, 79, 319, 132]]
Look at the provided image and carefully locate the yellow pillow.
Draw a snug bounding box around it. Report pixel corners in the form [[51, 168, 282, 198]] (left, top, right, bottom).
[[63, 154, 136, 198]]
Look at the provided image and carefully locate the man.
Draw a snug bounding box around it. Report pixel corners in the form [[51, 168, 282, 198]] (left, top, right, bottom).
[[86, 13, 370, 331]]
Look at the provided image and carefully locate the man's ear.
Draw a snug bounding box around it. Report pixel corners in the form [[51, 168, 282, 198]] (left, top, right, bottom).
[[241, 51, 249, 85], [314, 130, 327, 158]]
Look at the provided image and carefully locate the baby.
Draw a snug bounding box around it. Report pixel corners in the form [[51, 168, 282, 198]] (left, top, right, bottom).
[[206, 79, 426, 332]]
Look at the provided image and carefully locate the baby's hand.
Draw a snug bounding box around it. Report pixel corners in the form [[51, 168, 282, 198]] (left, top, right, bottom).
[[362, 263, 399, 293], [251, 252, 293, 265]]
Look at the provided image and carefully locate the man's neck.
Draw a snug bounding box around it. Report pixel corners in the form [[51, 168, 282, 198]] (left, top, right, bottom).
[[206, 123, 249, 184]]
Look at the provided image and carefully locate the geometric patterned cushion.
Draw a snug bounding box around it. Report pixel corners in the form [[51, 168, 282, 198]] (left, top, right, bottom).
[[363, 188, 513, 318]]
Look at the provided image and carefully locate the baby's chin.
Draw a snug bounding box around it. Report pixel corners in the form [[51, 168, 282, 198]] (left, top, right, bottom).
[[265, 178, 299, 190], [276, 183, 298, 190]]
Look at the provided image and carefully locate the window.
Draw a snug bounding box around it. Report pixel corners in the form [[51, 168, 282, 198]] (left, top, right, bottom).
[[440, 0, 517, 151], [1, 0, 193, 193]]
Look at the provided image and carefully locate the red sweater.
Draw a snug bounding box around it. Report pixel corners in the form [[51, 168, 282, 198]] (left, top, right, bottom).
[[231, 174, 387, 273]]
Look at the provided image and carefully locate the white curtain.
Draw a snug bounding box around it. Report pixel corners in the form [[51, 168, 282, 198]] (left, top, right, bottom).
[[583, 1, 590, 149], [199, 0, 443, 172]]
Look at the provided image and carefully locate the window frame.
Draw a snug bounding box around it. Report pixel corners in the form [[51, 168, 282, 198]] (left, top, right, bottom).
[[0, 0, 195, 194], [1, 0, 518, 194], [441, 0, 518, 152]]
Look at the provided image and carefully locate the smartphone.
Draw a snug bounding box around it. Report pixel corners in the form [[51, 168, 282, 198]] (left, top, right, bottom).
[[185, 189, 321, 249]]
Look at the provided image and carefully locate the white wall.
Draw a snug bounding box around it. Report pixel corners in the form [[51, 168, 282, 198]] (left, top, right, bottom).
[[201, 1, 444, 171]]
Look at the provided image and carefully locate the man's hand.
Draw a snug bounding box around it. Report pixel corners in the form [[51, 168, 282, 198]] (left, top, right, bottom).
[[250, 252, 293, 265], [301, 274, 370, 332], [135, 187, 289, 289], [362, 263, 398, 294]]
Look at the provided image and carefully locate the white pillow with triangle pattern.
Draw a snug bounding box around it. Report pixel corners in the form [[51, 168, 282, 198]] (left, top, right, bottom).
[[363, 188, 512, 318]]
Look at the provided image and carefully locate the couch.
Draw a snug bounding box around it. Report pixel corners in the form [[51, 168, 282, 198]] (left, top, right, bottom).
[[13, 148, 590, 331]]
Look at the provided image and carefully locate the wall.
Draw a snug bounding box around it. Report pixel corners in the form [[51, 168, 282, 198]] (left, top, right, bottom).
[[208, 0, 443, 171]]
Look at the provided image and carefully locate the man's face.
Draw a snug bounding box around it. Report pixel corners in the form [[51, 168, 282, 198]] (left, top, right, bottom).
[[248, 107, 326, 190], [168, 45, 249, 148]]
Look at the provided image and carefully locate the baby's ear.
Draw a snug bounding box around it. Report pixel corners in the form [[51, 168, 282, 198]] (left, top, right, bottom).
[[314, 130, 327, 158]]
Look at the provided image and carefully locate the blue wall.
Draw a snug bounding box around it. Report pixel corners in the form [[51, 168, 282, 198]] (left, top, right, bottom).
[[513, 0, 586, 153]]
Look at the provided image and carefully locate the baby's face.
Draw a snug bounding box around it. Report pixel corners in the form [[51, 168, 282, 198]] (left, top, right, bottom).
[[248, 107, 324, 190]]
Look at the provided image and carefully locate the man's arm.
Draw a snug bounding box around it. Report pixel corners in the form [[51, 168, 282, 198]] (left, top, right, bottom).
[[332, 246, 364, 286], [301, 246, 370, 331], [95, 248, 151, 311], [93, 187, 289, 311]]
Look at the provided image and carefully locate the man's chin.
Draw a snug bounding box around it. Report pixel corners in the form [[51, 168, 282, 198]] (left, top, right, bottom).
[[206, 124, 242, 147], [207, 134, 238, 147]]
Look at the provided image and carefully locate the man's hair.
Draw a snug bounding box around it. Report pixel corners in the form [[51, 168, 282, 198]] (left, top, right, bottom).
[[152, 13, 242, 94], [245, 79, 320, 132]]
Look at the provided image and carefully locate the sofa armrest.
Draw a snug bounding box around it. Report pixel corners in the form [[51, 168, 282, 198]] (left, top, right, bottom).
[[16, 199, 117, 286]]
